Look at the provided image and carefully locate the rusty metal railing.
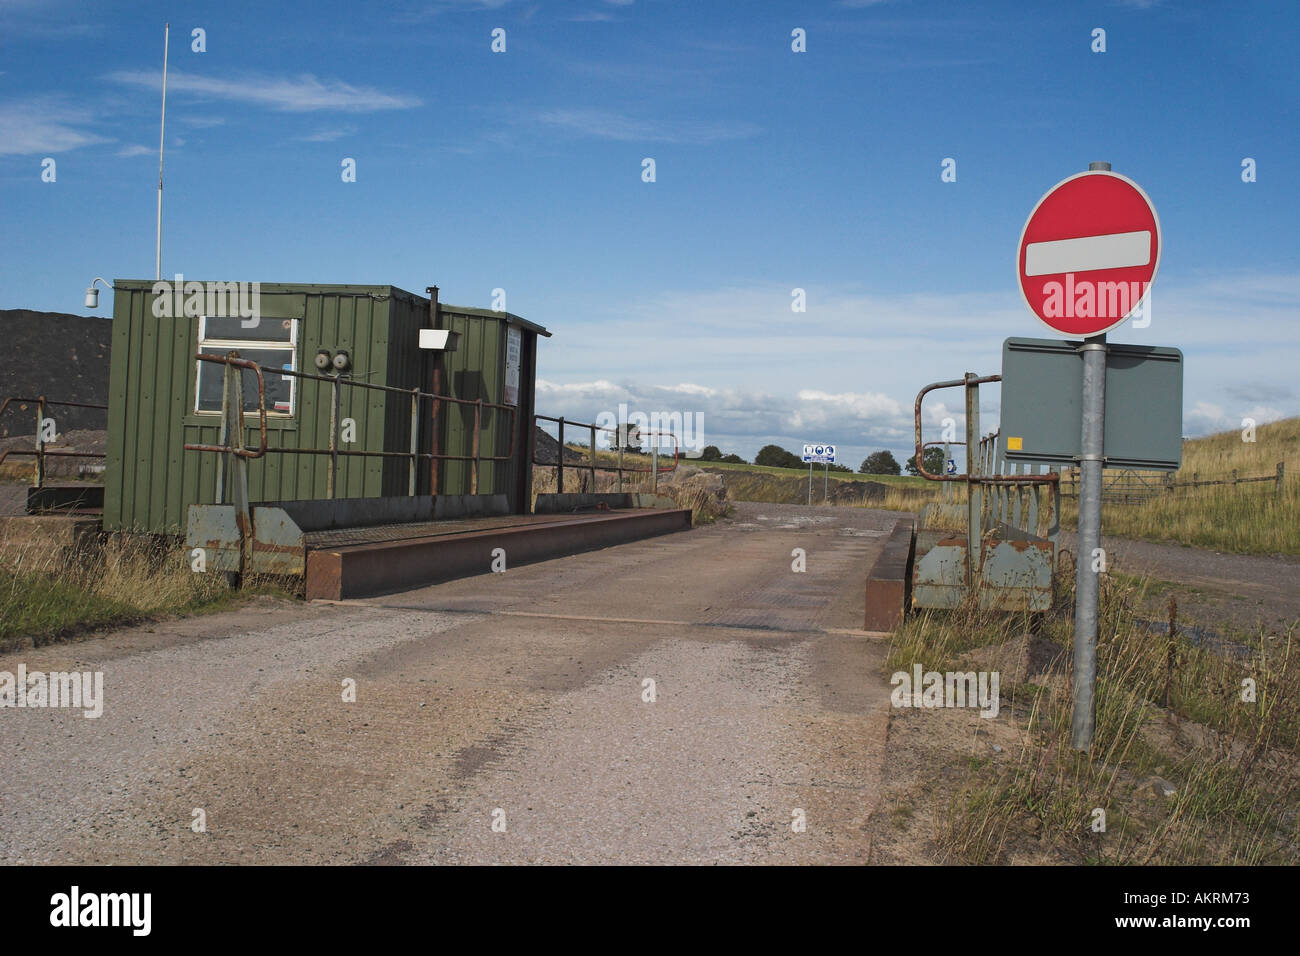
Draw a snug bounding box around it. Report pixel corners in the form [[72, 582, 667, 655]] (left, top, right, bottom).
[[0, 395, 108, 487], [915, 373, 1061, 589], [184, 351, 516, 499], [532, 414, 679, 495]]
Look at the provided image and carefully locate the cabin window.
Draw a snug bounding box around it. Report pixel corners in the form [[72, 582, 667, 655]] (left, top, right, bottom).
[[195, 316, 298, 416]]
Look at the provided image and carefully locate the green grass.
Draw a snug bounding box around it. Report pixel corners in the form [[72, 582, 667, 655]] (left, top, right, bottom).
[[0, 569, 143, 644], [1057, 416, 1300, 555]]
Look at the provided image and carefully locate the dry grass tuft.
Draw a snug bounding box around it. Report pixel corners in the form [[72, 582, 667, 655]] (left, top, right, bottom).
[[0, 531, 235, 649]]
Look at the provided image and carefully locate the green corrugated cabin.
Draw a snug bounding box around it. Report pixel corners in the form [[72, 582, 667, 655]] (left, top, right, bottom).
[[103, 280, 548, 533]]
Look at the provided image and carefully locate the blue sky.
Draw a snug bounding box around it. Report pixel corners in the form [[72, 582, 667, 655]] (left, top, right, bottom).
[[2, 0, 1297, 467]]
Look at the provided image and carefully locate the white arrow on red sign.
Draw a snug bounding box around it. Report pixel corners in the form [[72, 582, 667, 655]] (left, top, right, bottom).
[[1016, 170, 1161, 337]]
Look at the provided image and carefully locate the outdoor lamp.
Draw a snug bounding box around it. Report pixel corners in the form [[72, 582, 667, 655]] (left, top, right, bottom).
[[84, 277, 112, 309]]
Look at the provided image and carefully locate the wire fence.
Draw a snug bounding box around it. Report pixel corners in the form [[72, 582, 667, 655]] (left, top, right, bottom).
[[1059, 462, 1286, 503]]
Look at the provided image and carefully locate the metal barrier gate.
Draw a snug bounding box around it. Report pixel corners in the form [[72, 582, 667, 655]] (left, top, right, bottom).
[[912, 373, 1062, 611]]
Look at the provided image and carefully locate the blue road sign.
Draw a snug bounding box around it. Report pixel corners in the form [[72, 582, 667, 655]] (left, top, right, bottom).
[[802, 443, 836, 464]]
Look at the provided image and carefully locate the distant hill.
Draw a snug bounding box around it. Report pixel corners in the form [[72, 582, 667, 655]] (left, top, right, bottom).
[[0, 309, 112, 436]]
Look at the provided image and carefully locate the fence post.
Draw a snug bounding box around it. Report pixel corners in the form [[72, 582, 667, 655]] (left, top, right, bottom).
[[617, 437, 624, 494], [1278, 461, 1286, 496], [589, 422, 598, 493], [1232, 468, 1238, 487]]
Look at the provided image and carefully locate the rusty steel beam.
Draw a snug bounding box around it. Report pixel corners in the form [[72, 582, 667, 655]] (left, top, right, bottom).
[[864, 516, 916, 632], [304, 508, 692, 600]]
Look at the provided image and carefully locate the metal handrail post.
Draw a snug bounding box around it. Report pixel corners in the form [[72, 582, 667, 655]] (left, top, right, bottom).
[[215, 364, 230, 503], [965, 374, 981, 591], [327, 374, 338, 502], [556, 417, 565, 494], [33, 397, 45, 488], [471, 398, 482, 495], [225, 359, 253, 576], [408, 388, 419, 496]]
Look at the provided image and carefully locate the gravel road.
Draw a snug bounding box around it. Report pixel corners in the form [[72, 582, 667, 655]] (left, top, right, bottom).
[[0, 501, 896, 865]]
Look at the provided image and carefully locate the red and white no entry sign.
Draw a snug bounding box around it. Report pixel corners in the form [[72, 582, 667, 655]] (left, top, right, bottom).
[[1016, 170, 1161, 337]]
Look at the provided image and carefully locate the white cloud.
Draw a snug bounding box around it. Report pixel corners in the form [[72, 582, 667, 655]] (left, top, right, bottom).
[[535, 378, 915, 464], [178, 115, 226, 128], [116, 144, 153, 157], [1184, 401, 1287, 437], [297, 126, 357, 142], [537, 108, 761, 144], [533, 272, 1300, 464], [106, 70, 421, 112], [0, 99, 109, 155]]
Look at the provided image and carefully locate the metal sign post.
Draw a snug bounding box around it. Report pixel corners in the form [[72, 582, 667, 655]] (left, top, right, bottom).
[[1012, 159, 1166, 751], [1072, 335, 1106, 748], [802, 444, 836, 505]]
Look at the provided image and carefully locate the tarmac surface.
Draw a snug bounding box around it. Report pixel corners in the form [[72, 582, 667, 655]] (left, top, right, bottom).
[[0, 501, 898, 864]]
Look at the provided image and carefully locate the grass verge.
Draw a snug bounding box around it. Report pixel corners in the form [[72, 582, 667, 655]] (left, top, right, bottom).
[[884, 572, 1299, 864], [0, 532, 292, 651]]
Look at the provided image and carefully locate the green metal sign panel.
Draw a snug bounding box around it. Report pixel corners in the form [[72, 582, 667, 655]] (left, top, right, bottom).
[[999, 337, 1183, 471]]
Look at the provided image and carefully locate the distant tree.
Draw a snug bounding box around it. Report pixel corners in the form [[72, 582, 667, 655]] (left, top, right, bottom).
[[827, 462, 851, 473], [698, 445, 723, 461], [720, 453, 745, 464], [904, 447, 946, 477], [755, 444, 803, 469], [860, 450, 901, 476]]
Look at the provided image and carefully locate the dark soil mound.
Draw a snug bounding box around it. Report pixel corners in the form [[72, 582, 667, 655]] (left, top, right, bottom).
[[0, 309, 112, 436]]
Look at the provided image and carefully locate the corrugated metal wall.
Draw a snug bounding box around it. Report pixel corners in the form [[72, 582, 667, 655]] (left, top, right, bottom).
[[385, 289, 434, 497], [105, 282, 418, 532], [437, 307, 506, 498], [103, 282, 539, 532]]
